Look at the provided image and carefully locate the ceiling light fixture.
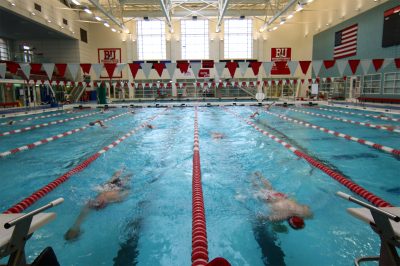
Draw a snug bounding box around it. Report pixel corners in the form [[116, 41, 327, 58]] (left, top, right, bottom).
[[111, 28, 117, 32], [104, 22, 110, 27], [31, 12, 36, 16], [95, 16, 102, 21], [287, 14, 294, 20], [83, 7, 92, 14]]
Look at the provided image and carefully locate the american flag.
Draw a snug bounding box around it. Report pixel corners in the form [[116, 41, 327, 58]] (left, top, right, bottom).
[[334, 24, 358, 59]]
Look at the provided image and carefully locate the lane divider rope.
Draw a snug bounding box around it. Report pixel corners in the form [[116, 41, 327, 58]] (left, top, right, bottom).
[[264, 110, 400, 157], [288, 108, 400, 134], [3, 109, 167, 214], [224, 108, 392, 207], [316, 106, 400, 123], [192, 107, 209, 266], [0, 111, 73, 126], [0, 111, 132, 158], [0, 111, 101, 137]]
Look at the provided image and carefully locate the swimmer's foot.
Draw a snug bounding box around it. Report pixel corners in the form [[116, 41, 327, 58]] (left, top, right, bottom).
[[64, 227, 82, 241]]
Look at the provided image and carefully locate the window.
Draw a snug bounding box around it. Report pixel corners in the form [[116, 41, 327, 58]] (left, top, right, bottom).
[[34, 3, 41, 12], [80, 28, 88, 43], [137, 20, 166, 60], [0, 38, 10, 61], [224, 19, 252, 59], [181, 20, 209, 59], [383, 72, 400, 94], [362, 74, 381, 94], [63, 18, 68, 25]]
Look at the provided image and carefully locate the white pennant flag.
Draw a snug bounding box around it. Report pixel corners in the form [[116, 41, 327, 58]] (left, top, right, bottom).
[[68, 63, 80, 81], [116, 63, 127, 76], [193, 82, 197, 87], [0, 63, 6, 79], [268, 80, 272, 87], [263, 62, 273, 76], [360, 59, 371, 75], [42, 63, 55, 80], [19, 63, 31, 80], [245, 81, 250, 87], [336, 60, 347, 76], [190, 62, 201, 77], [92, 64, 103, 79], [223, 82, 227, 87], [178, 82, 183, 89], [165, 63, 176, 78], [287, 61, 298, 76], [322, 77, 327, 83], [215, 62, 225, 77], [238, 62, 248, 76], [382, 58, 393, 70], [312, 60, 323, 77], [141, 63, 152, 78], [207, 82, 212, 88], [44, 80, 50, 85], [290, 79, 294, 85], [134, 82, 138, 88]]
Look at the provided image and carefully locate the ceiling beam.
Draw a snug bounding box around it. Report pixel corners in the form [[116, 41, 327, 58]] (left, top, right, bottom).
[[259, 0, 297, 31], [122, 9, 267, 17], [216, 0, 230, 32], [159, 0, 173, 32], [87, 0, 127, 30]]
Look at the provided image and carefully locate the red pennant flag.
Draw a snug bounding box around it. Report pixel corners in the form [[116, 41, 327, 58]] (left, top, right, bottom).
[[55, 64, 67, 77], [299, 61, 311, 75], [30, 63, 42, 74], [308, 79, 312, 84], [301, 79, 305, 84], [323, 60, 336, 69], [6, 62, 19, 74], [56, 80, 61, 85], [86, 82, 90, 87], [104, 63, 117, 78], [94, 81, 98, 87], [372, 59, 384, 72], [177, 61, 190, 73], [80, 64, 92, 74], [128, 63, 140, 79], [348, 60, 360, 75], [250, 61, 262, 76], [395, 58, 400, 69], [294, 79, 298, 84], [78, 82, 83, 86], [226, 62, 238, 78], [153, 63, 165, 77], [41, 79, 45, 84], [343, 76, 347, 81]]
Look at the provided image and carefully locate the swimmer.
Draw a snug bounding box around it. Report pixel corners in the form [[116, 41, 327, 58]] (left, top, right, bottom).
[[146, 124, 154, 129], [265, 102, 275, 111], [252, 171, 312, 229], [89, 120, 106, 128], [7, 120, 15, 125], [64, 169, 132, 240], [250, 111, 259, 119], [211, 132, 225, 139]]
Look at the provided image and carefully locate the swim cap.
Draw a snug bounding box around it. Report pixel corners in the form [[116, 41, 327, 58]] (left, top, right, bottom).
[[288, 216, 305, 230]]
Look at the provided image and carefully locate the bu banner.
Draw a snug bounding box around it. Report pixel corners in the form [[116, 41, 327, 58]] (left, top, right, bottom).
[[271, 48, 291, 75], [198, 69, 210, 78], [98, 48, 122, 78]]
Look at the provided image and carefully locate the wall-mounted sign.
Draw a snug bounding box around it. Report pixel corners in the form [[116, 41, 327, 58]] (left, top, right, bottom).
[[98, 48, 122, 78], [198, 69, 210, 78], [271, 48, 291, 75]]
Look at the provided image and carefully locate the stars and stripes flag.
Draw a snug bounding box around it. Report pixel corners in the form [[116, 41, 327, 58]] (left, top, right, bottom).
[[334, 24, 358, 59]]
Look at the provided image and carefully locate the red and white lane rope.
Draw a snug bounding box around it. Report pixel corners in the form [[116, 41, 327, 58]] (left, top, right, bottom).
[[0, 111, 100, 137], [316, 106, 400, 123], [3, 109, 167, 214], [264, 110, 400, 157], [192, 107, 209, 266], [0, 111, 132, 158], [224, 108, 392, 207], [288, 108, 400, 134], [0, 111, 73, 126]]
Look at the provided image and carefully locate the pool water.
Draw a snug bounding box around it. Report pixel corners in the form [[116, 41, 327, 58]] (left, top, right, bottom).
[[0, 106, 399, 265]]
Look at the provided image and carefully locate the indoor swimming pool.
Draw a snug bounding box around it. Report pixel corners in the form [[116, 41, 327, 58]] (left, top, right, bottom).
[[0, 105, 399, 265]]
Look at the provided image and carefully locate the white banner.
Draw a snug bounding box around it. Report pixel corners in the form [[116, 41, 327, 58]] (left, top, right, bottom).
[[92, 64, 104, 80], [0, 63, 6, 79], [141, 63, 152, 78], [19, 63, 31, 80], [238, 62, 248, 76], [312, 60, 323, 77], [262, 62, 273, 76], [67, 63, 80, 81]]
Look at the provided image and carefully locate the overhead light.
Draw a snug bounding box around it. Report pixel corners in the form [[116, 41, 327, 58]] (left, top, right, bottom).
[[287, 14, 294, 20], [47, 19, 51, 23], [272, 26, 278, 31], [83, 7, 92, 14], [280, 19, 286, 25], [60, 26, 64, 29], [124, 29, 130, 34], [260, 25, 267, 32], [71, 0, 80, 5], [10, 2, 16, 6], [31, 12, 36, 16], [111, 28, 117, 32], [295, 3, 304, 12], [95, 16, 102, 21], [104, 22, 110, 27]]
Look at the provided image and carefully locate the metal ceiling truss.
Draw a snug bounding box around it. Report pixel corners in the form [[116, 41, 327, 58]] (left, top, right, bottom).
[[159, 0, 173, 32], [87, 0, 127, 30], [216, 0, 229, 32]]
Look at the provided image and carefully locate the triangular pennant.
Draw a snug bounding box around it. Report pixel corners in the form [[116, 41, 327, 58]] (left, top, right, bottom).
[[250, 62, 262, 76], [115, 63, 127, 76], [223, 82, 227, 87], [245, 81, 250, 87], [322, 77, 327, 82], [6, 62, 19, 74], [208, 82, 212, 88], [55, 64, 67, 77], [312, 60, 323, 77], [128, 63, 140, 79], [287, 61, 298, 76], [165, 63, 176, 78], [372, 59, 384, 72], [301, 79, 305, 84], [68, 63, 80, 81], [238, 62, 248, 76], [141, 63, 152, 78], [190, 62, 202, 77], [19, 63, 31, 80], [153, 63, 165, 77], [395, 58, 400, 69], [262, 62, 273, 76], [92, 64, 103, 79], [104, 63, 117, 78], [214, 62, 225, 77], [179, 82, 183, 88], [348, 59, 360, 75], [360, 59, 371, 75], [30, 63, 42, 74], [177, 61, 190, 73], [323, 60, 336, 69], [0, 63, 6, 79], [268, 80, 272, 87], [289, 79, 294, 85], [382, 58, 393, 70], [298, 61, 311, 75], [80, 64, 92, 74], [226, 62, 238, 78], [336, 60, 347, 76]]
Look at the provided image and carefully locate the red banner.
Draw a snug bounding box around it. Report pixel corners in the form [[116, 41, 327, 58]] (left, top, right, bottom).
[[271, 48, 291, 75], [198, 69, 210, 78], [98, 48, 121, 78]]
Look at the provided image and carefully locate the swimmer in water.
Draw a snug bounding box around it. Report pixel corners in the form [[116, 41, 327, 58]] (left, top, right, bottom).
[[250, 111, 259, 119], [89, 120, 106, 128], [211, 132, 225, 139]]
